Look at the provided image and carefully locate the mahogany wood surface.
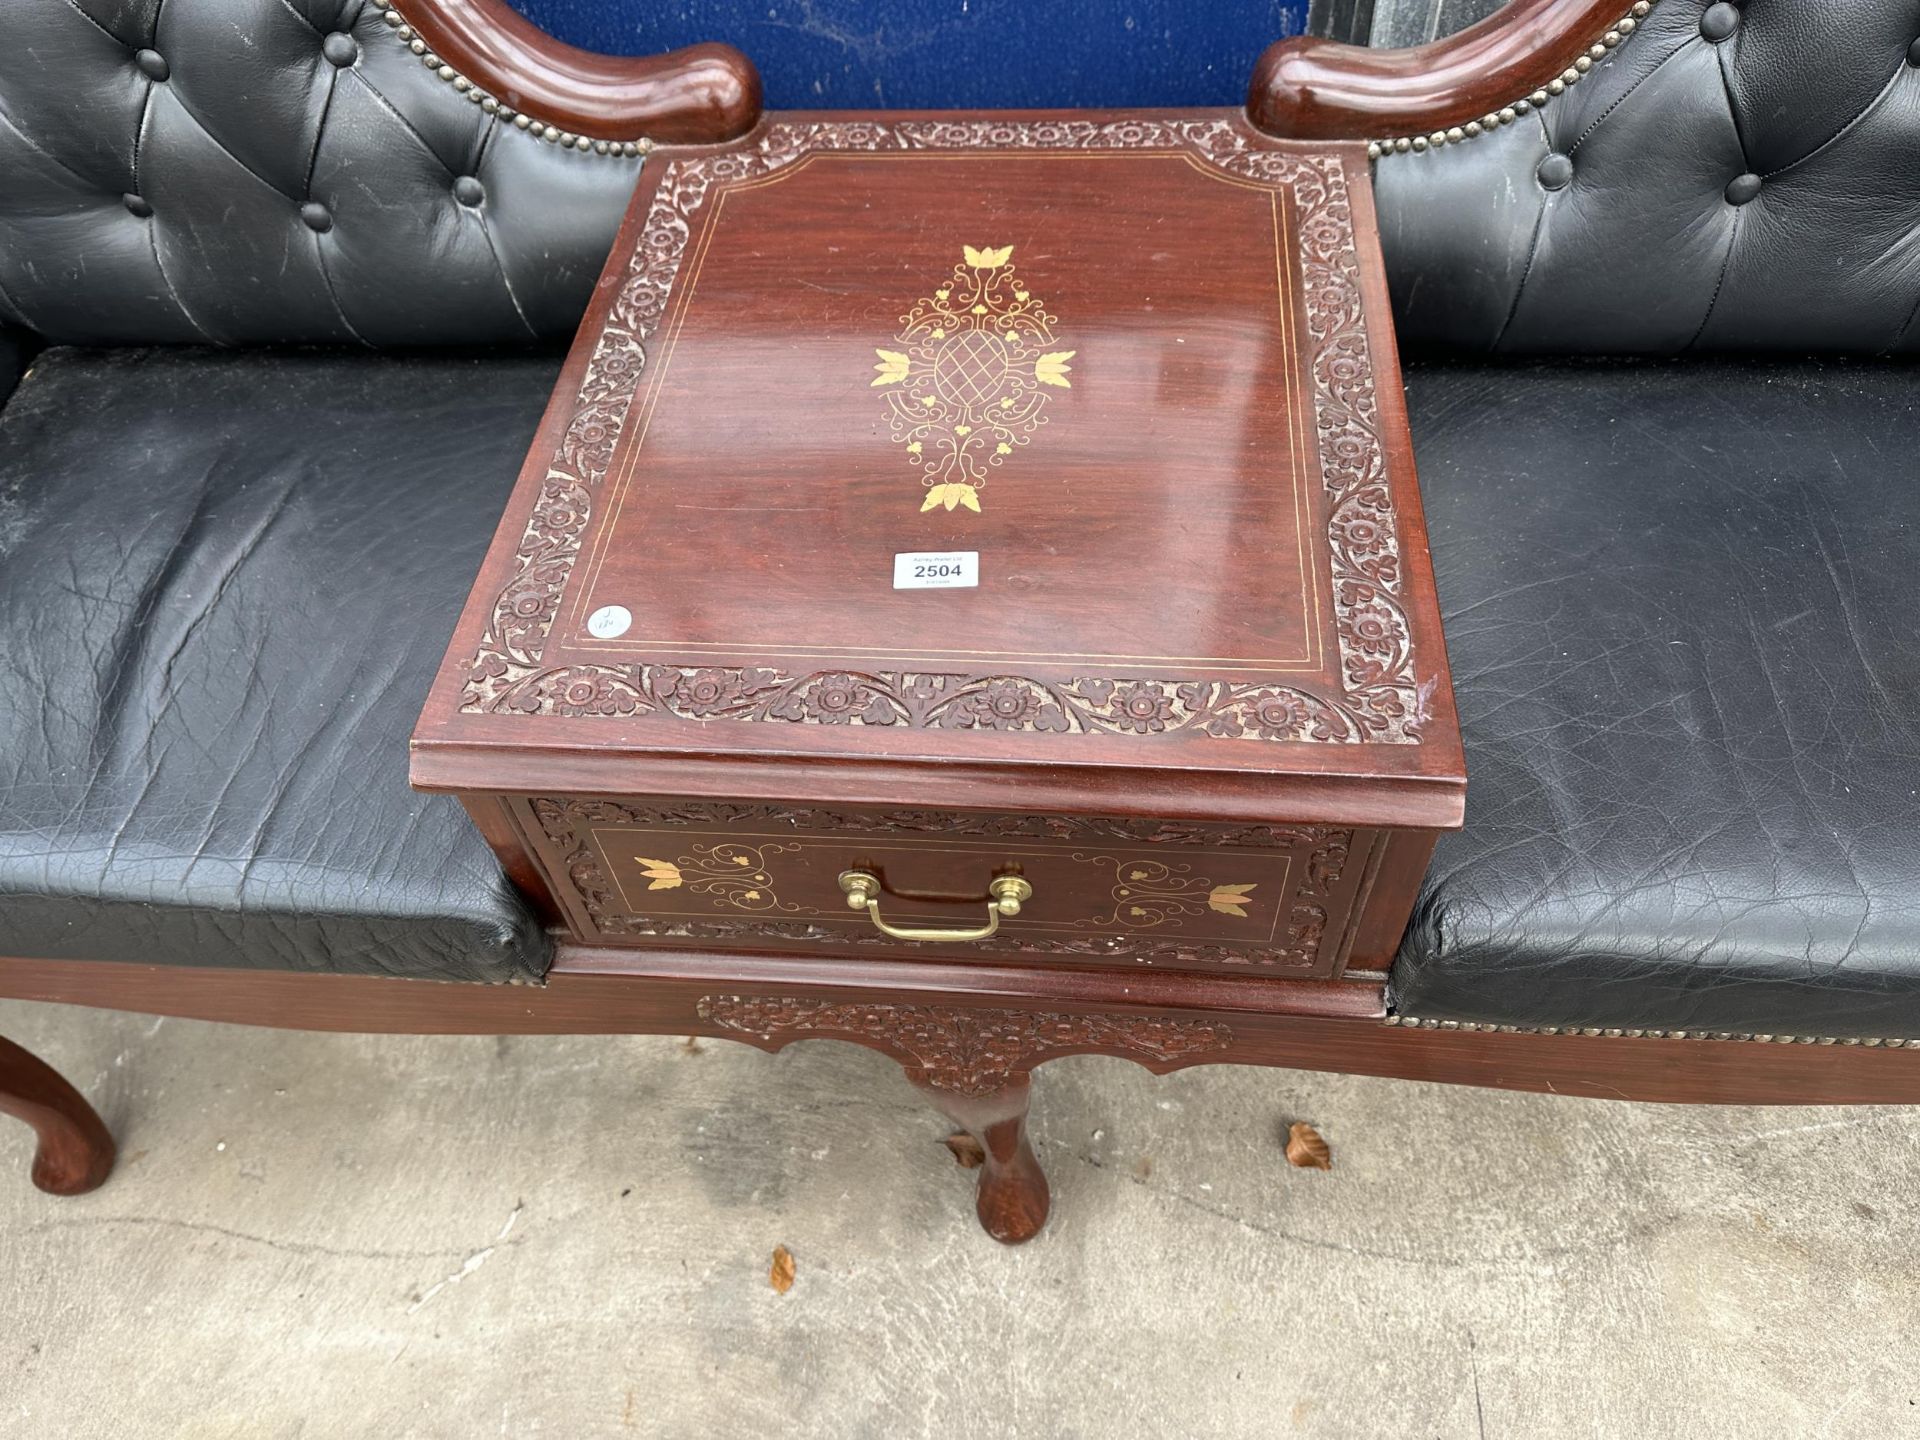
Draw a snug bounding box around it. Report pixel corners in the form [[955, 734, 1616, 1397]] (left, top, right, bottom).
[[1342, 829, 1438, 973], [414, 748, 1458, 832], [0, 1033, 115, 1196], [917, 1074, 1049, 1245], [403, 0, 761, 143], [510, 796, 1383, 981], [1247, 0, 1630, 140], [555, 154, 1317, 683], [460, 794, 564, 929], [5, 955, 1918, 1109], [413, 112, 1466, 830]]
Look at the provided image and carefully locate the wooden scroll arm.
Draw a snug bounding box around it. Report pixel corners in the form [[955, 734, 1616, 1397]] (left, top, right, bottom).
[[1248, 0, 1638, 140], [402, 0, 763, 144]]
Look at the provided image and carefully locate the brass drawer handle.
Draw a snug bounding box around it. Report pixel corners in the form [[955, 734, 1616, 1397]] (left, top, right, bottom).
[[837, 869, 1032, 943]]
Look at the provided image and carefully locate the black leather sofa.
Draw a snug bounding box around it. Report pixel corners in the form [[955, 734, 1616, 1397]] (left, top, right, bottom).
[[1275, 0, 1920, 1043], [4, 0, 1918, 1197], [1364, 0, 1920, 1041], [0, 0, 654, 986]]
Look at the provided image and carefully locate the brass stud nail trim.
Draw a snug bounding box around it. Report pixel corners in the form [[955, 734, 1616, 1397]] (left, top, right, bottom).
[[367, 0, 654, 156], [1367, 0, 1662, 162], [1387, 1015, 1913, 1047]]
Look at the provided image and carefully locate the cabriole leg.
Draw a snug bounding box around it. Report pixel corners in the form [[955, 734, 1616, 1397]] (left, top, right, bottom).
[[911, 1070, 1050, 1245], [0, 1034, 115, 1196]]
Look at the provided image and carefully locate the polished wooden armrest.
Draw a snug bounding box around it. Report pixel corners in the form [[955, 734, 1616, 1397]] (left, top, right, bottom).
[[1248, 0, 1639, 140], [400, 0, 762, 144]]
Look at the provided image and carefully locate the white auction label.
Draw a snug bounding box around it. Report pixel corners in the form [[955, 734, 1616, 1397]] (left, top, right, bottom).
[[892, 551, 979, 590], [586, 604, 632, 639]]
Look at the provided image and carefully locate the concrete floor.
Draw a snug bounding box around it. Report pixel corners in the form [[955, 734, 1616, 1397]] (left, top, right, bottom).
[[3, 998, 1916, 1439]]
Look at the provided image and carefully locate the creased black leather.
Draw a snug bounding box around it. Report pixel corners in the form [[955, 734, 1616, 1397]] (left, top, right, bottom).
[[0, 0, 640, 346], [1373, 0, 1920, 353], [1394, 360, 1920, 1038], [0, 348, 553, 981]]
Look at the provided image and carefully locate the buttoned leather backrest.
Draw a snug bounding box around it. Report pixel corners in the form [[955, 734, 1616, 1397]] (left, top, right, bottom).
[[0, 0, 641, 346], [1371, 0, 1920, 352], [1347, 0, 1506, 45]]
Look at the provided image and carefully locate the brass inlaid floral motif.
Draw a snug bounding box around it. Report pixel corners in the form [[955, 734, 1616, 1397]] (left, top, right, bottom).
[[1078, 856, 1264, 931], [870, 244, 1075, 513], [630, 842, 800, 912]]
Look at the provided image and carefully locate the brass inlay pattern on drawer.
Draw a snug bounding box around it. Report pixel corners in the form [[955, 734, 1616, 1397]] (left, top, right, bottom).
[[524, 798, 1361, 973], [626, 841, 812, 914], [1082, 855, 1264, 931], [594, 828, 1290, 946]]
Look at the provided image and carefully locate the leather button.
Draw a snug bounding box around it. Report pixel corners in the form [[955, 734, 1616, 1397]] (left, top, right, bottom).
[[134, 48, 169, 81], [1725, 172, 1763, 205], [1908, 36, 1920, 67], [1536, 153, 1575, 191], [123, 193, 152, 218], [300, 201, 333, 233], [452, 175, 486, 207], [1700, 3, 1739, 42], [322, 32, 359, 68]]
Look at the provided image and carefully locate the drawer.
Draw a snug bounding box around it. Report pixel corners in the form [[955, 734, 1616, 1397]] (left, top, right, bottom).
[[511, 796, 1389, 978]]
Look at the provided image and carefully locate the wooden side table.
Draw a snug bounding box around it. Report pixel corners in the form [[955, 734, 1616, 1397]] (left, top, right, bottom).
[[413, 110, 1465, 1242]]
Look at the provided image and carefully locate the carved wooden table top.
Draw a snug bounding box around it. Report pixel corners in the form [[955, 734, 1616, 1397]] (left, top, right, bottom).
[[415, 111, 1463, 830]]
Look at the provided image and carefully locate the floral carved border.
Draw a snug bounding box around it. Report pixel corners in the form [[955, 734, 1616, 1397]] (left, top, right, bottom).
[[530, 797, 1355, 972], [696, 995, 1235, 1095], [465, 119, 1422, 744]]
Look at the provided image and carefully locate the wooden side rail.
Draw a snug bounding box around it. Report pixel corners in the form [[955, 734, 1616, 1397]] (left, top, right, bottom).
[[393, 0, 762, 144], [1248, 0, 1640, 139], [5, 954, 1920, 1109]]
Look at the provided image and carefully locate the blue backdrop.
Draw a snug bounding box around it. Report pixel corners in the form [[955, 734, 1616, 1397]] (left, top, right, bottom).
[[504, 2, 1307, 110]]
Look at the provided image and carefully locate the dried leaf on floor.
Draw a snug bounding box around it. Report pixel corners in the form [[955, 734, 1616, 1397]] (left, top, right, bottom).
[[942, 1132, 986, 1169], [1285, 1121, 1332, 1170], [769, 1245, 796, 1294]]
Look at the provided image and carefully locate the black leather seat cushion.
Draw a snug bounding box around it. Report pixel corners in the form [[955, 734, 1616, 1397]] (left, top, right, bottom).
[[1396, 359, 1920, 1038], [0, 348, 552, 981]]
